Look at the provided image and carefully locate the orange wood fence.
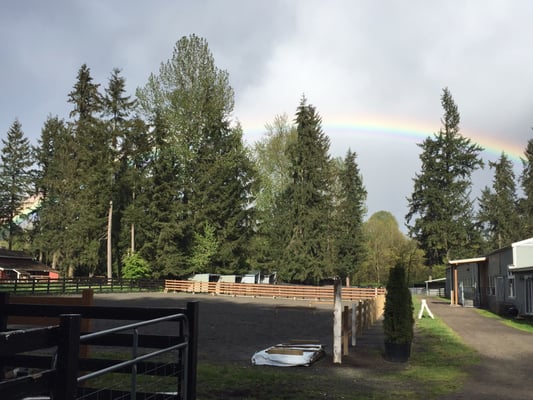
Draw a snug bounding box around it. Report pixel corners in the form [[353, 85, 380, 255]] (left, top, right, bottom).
[[165, 280, 385, 301]]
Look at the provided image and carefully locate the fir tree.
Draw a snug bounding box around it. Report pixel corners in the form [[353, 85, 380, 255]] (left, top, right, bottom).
[[276, 97, 333, 283], [333, 149, 367, 282], [103, 68, 144, 275], [0, 119, 35, 250], [406, 88, 483, 266], [66, 64, 111, 276], [519, 139, 533, 237], [33, 116, 75, 269], [478, 153, 520, 250]]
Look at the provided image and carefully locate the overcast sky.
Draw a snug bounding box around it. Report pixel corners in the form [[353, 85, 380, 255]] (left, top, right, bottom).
[[2, 1, 533, 229]]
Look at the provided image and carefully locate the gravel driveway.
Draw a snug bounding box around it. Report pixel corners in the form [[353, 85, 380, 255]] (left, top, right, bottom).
[[428, 299, 533, 400]]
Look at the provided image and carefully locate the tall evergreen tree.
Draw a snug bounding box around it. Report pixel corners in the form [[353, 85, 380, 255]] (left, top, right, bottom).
[[103, 68, 145, 274], [275, 98, 333, 283], [33, 115, 75, 269], [136, 34, 256, 276], [332, 149, 367, 282], [66, 64, 111, 276], [519, 139, 533, 237], [478, 153, 520, 250], [0, 119, 35, 250], [406, 88, 483, 266]]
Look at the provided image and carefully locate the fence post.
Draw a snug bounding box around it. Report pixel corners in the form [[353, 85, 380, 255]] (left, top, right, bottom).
[[186, 301, 199, 400], [333, 277, 342, 364], [53, 314, 81, 400], [0, 292, 9, 380], [351, 302, 356, 347]]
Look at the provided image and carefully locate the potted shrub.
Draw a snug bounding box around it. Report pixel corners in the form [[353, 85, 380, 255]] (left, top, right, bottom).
[[383, 262, 414, 362]]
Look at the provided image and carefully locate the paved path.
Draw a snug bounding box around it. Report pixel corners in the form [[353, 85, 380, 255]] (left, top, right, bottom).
[[427, 299, 533, 400]]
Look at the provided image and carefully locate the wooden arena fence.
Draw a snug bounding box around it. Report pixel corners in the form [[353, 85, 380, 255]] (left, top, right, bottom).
[[165, 280, 385, 301]]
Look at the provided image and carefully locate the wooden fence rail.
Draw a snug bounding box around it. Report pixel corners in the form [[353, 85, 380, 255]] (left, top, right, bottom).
[[0, 277, 164, 295], [165, 279, 385, 301]]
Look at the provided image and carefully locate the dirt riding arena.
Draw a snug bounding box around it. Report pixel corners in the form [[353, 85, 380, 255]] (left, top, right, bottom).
[[92, 292, 533, 400], [93, 291, 343, 364]]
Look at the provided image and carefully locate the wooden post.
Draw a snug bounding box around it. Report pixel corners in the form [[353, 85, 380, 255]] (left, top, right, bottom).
[[351, 302, 356, 347], [453, 266, 459, 305], [0, 292, 9, 380], [186, 301, 199, 400], [333, 277, 342, 364], [53, 314, 81, 400]]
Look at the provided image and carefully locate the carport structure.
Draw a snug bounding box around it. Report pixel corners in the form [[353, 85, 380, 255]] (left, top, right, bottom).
[[448, 257, 488, 307]]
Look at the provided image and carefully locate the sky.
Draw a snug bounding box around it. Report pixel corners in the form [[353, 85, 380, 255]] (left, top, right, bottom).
[[2, 0, 533, 230]]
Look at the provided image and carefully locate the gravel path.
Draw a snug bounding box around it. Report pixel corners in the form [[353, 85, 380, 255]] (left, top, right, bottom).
[[428, 299, 533, 400]]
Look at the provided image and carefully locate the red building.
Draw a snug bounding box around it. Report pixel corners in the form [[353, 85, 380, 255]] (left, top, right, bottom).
[[0, 249, 59, 280]]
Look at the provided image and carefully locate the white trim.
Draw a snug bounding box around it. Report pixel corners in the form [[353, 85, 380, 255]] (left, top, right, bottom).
[[449, 257, 487, 265]]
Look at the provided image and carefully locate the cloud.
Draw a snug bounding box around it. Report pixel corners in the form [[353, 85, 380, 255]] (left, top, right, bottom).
[[2, 0, 533, 228]]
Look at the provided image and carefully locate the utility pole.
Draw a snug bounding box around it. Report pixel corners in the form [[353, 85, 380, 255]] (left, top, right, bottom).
[[107, 200, 113, 280], [131, 191, 135, 254]]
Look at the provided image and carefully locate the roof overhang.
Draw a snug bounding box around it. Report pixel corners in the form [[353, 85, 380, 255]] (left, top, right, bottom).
[[448, 257, 487, 265]]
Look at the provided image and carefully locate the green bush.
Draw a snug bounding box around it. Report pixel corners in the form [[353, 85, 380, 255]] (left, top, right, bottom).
[[383, 262, 414, 344], [122, 253, 152, 279]]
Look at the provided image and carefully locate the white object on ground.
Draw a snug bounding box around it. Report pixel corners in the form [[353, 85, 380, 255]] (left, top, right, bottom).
[[252, 342, 325, 367], [418, 299, 435, 319]]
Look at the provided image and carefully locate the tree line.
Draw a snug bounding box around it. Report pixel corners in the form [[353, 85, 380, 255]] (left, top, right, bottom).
[[0, 34, 531, 285]]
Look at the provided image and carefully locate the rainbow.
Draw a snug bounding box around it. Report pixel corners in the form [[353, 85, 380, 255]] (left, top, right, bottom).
[[240, 116, 526, 163]]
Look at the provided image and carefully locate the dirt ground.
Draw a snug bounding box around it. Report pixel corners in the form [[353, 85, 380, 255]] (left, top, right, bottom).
[[92, 292, 533, 399]]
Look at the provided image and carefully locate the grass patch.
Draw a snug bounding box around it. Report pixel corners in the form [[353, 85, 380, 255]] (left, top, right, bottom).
[[476, 309, 533, 333]]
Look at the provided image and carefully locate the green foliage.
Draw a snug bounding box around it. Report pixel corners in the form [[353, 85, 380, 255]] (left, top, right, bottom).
[[519, 139, 533, 237], [190, 223, 218, 274], [383, 263, 414, 344], [331, 149, 367, 281], [250, 115, 297, 271], [121, 252, 151, 279], [406, 88, 484, 266], [0, 119, 35, 250], [358, 211, 426, 286], [136, 35, 256, 276], [478, 153, 520, 250], [274, 97, 334, 283]]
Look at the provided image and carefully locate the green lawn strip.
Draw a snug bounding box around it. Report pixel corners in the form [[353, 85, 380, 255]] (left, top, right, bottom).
[[475, 309, 533, 333]]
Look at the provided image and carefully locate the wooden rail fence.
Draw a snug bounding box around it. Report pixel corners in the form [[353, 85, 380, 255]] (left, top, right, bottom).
[[165, 280, 385, 301]]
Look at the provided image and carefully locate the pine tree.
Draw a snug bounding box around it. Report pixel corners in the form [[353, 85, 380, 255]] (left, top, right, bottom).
[[519, 139, 533, 237], [276, 97, 333, 283], [332, 149, 367, 282], [103, 68, 145, 275], [406, 88, 483, 266], [0, 119, 35, 250], [66, 64, 111, 276], [478, 153, 520, 250], [33, 115, 75, 269]]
